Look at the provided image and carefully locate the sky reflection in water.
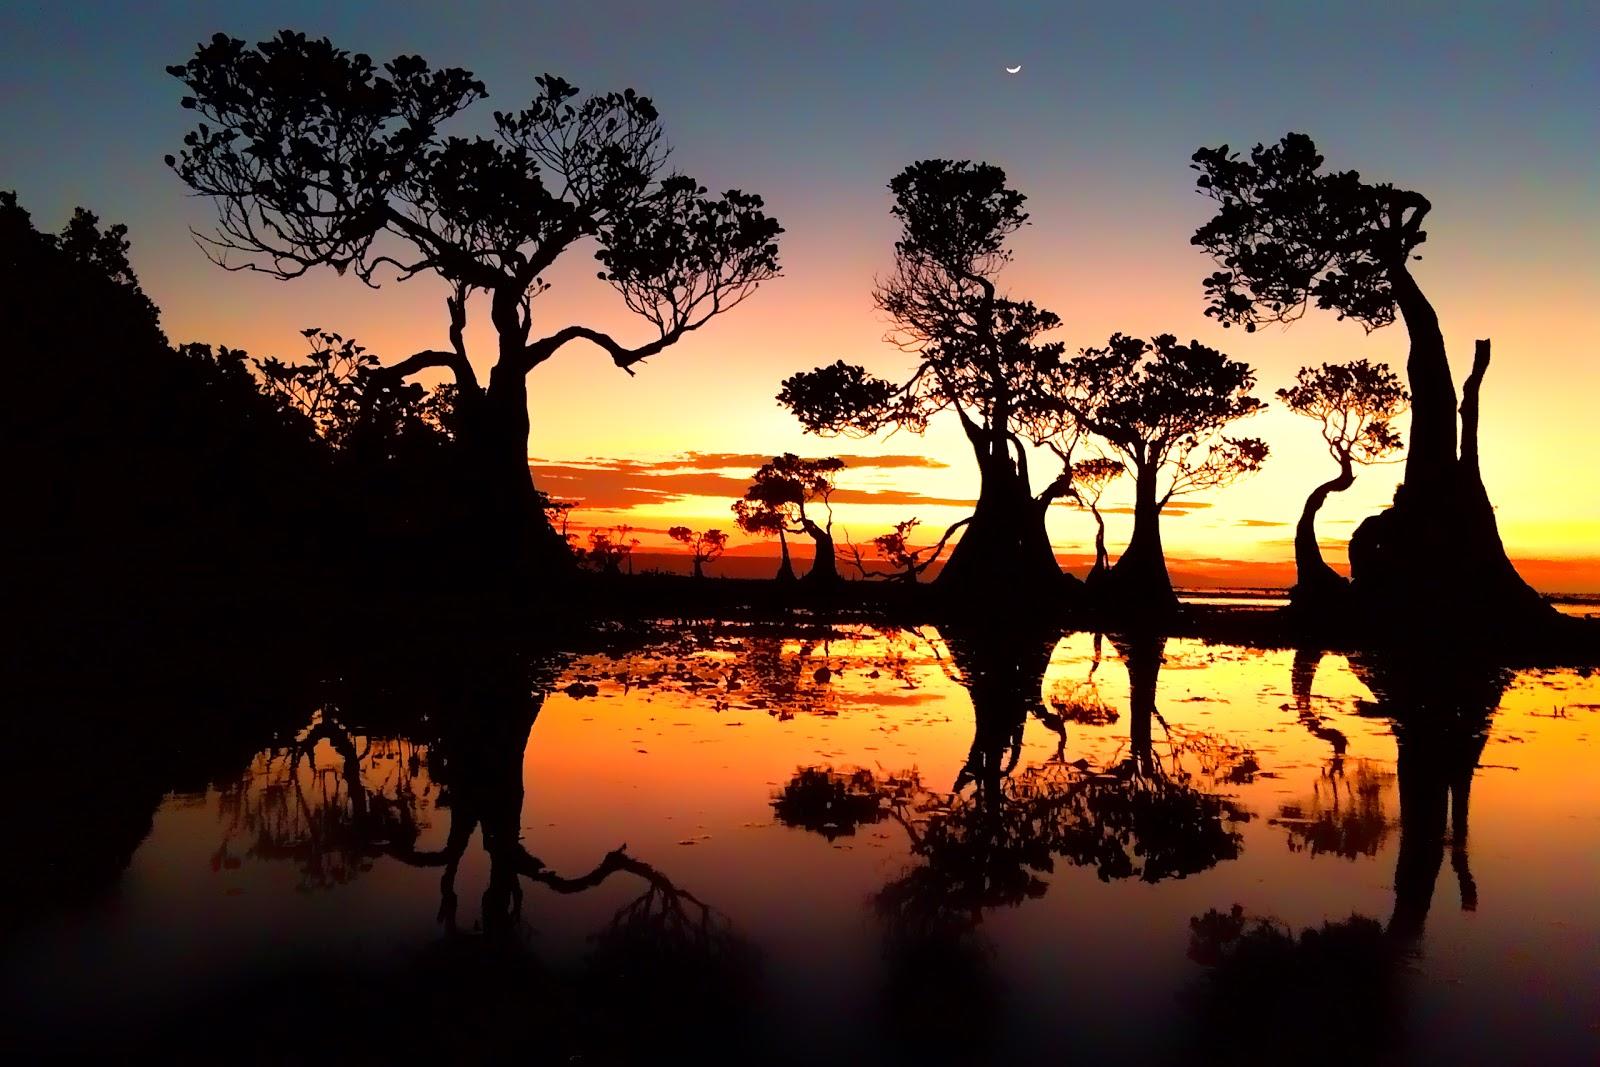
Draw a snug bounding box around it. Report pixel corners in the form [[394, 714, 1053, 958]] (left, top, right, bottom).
[[5, 626, 1598, 1062]]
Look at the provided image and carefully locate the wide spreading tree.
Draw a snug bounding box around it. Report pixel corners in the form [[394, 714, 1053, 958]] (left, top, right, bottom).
[[1277, 360, 1408, 609], [1054, 334, 1268, 613], [731, 454, 845, 585], [1191, 133, 1549, 628], [168, 31, 781, 570], [778, 160, 1070, 596]]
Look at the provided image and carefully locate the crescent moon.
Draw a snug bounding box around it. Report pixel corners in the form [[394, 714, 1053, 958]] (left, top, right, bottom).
[[1005, 64, 1022, 74]]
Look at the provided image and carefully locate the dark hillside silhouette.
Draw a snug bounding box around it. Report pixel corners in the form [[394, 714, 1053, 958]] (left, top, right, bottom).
[[1192, 134, 1551, 632], [168, 31, 781, 575], [779, 161, 1070, 597], [2, 192, 321, 662]]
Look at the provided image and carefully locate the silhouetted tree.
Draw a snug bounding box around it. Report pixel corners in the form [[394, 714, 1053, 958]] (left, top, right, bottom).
[[731, 486, 796, 581], [1277, 360, 1408, 609], [667, 525, 727, 578], [1191, 133, 1549, 629], [731, 454, 845, 585], [1054, 334, 1268, 613], [778, 161, 1069, 595], [168, 31, 782, 572], [1065, 457, 1123, 584], [585, 525, 639, 575]]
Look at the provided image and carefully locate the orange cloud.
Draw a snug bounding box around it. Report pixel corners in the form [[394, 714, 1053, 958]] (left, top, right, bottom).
[[531, 454, 969, 511]]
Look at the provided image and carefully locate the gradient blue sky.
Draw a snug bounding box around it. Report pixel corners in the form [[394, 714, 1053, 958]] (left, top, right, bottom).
[[3, 2, 1597, 583]]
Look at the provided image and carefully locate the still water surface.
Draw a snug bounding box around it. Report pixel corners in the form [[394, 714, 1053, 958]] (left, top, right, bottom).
[[6, 624, 1598, 1062]]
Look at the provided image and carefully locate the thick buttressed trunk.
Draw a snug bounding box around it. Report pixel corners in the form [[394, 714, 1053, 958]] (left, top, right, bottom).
[[469, 365, 565, 581], [774, 527, 796, 582], [937, 444, 1065, 599], [799, 518, 838, 586], [1104, 461, 1177, 616], [1349, 274, 1550, 633], [1290, 457, 1354, 612]]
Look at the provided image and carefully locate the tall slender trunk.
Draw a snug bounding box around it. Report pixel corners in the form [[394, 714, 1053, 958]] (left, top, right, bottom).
[[1090, 505, 1108, 577], [1107, 460, 1177, 614], [691, 556, 704, 579], [775, 527, 795, 582]]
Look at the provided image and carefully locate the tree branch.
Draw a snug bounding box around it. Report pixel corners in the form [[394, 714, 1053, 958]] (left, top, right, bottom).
[[524, 322, 695, 376]]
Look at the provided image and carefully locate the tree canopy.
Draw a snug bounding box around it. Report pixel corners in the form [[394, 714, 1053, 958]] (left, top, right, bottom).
[[1059, 334, 1268, 507], [1278, 360, 1407, 468], [1190, 132, 1427, 335], [167, 33, 782, 376]]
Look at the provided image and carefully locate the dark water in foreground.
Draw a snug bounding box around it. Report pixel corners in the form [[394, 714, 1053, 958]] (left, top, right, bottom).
[[5, 623, 1598, 1063]]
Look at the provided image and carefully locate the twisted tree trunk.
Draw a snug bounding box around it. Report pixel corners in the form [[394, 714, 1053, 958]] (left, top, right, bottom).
[[799, 516, 838, 586], [1089, 503, 1109, 581], [1348, 321, 1550, 631], [1291, 456, 1354, 611]]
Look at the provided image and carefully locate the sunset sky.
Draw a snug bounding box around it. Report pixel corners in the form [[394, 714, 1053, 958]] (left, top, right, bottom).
[[4, 2, 1596, 588]]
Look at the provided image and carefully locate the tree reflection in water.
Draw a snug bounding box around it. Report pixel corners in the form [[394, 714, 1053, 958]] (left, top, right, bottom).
[[776, 627, 1256, 920], [1274, 649, 1399, 860], [770, 625, 1256, 1058], [1187, 651, 1512, 1062], [197, 647, 757, 1059]]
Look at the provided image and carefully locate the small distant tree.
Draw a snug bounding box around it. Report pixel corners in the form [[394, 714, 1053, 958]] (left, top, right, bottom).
[[1277, 360, 1408, 606], [585, 525, 639, 575], [668, 526, 728, 579], [1065, 457, 1124, 584], [732, 455, 846, 585], [778, 160, 1067, 594], [1056, 334, 1267, 613], [1190, 132, 1545, 625]]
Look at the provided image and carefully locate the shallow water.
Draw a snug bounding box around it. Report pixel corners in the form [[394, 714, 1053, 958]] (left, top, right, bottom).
[[6, 623, 1599, 1063]]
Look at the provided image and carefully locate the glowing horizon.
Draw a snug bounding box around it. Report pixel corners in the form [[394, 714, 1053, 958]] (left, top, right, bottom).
[[3, 3, 1594, 589]]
